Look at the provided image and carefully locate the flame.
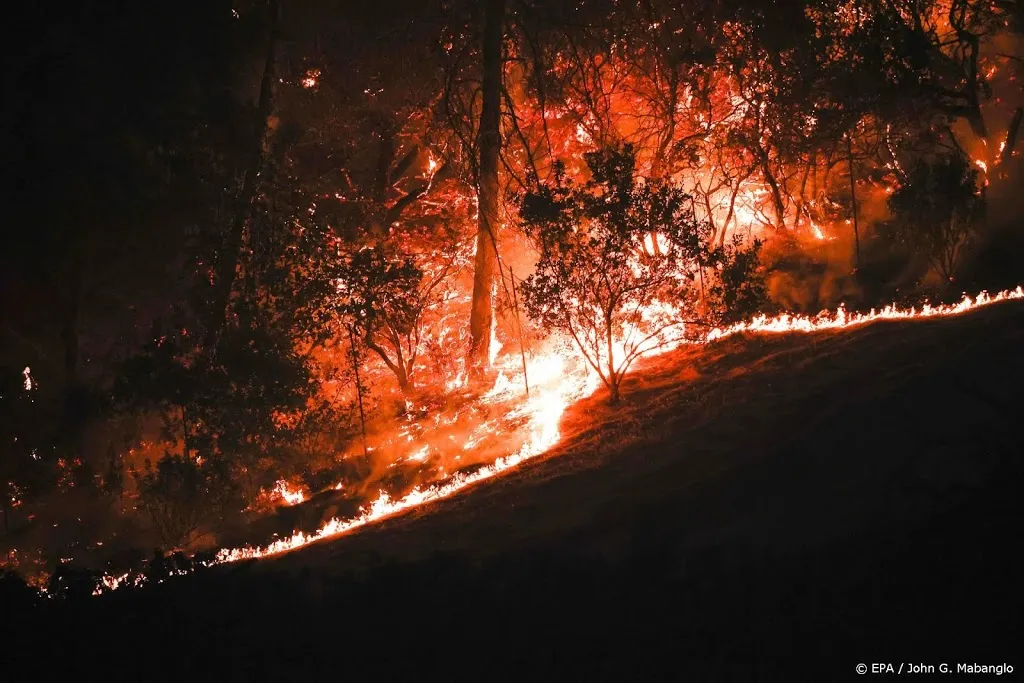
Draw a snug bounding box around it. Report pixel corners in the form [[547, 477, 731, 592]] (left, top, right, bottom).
[[808, 218, 827, 241], [407, 445, 430, 462], [301, 69, 320, 89], [706, 288, 1024, 341], [74, 285, 1024, 596], [214, 289, 1024, 565], [271, 479, 307, 506], [975, 159, 988, 174]]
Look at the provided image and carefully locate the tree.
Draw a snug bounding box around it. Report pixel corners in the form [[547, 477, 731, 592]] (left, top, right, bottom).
[[519, 146, 710, 404], [707, 236, 770, 324], [883, 153, 983, 284], [336, 244, 461, 395], [116, 305, 317, 507], [132, 453, 223, 549], [467, 0, 507, 379]]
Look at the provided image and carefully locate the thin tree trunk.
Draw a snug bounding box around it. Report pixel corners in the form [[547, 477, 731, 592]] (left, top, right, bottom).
[[207, 0, 281, 347], [180, 404, 190, 460], [348, 325, 369, 459], [718, 182, 742, 248], [606, 313, 618, 404], [847, 135, 861, 271], [761, 159, 786, 232], [509, 268, 529, 398], [794, 159, 811, 233], [467, 0, 505, 380], [1001, 107, 1022, 166]]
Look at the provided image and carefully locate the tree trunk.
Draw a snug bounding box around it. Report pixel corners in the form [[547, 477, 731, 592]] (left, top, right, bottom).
[[718, 180, 742, 248], [348, 326, 369, 459], [760, 158, 787, 231], [467, 0, 505, 380], [1002, 107, 1022, 166], [847, 135, 861, 271], [206, 0, 281, 347], [606, 313, 619, 404], [394, 358, 412, 395], [509, 269, 529, 398]]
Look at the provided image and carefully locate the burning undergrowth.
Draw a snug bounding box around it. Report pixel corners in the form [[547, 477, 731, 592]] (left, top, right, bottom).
[[12, 284, 1017, 599]]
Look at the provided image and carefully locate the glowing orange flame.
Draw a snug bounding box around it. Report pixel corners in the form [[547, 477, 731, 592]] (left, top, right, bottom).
[[301, 69, 321, 89], [706, 288, 1024, 341], [81, 285, 1024, 595], [215, 288, 1024, 565], [271, 479, 307, 506]]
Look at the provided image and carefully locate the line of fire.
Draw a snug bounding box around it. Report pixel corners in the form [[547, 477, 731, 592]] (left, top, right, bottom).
[[2, 2, 1023, 678]]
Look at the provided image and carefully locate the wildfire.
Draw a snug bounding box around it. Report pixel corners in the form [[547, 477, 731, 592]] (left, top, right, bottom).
[[301, 69, 321, 89], [69, 285, 1024, 596], [707, 288, 1024, 341], [271, 479, 308, 506], [808, 219, 827, 241], [201, 287, 1024, 565]]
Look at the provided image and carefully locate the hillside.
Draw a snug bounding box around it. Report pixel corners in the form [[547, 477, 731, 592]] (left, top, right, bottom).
[[7, 300, 1024, 681]]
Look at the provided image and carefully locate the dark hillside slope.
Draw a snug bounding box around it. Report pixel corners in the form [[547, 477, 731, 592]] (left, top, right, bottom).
[[8, 302, 1024, 681]]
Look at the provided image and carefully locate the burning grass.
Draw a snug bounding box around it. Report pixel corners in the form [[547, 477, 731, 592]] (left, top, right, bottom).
[[57, 284, 1018, 596]]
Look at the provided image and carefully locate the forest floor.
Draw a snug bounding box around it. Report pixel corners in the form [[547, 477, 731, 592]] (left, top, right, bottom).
[[5, 299, 1023, 681]]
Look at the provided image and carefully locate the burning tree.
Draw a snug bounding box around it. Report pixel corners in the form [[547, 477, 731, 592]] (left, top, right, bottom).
[[883, 153, 984, 284], [335, 242, 463, 396], [519, 146, 710, 404]]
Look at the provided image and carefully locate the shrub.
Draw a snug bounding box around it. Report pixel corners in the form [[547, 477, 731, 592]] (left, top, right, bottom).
[[519, 146, 710, 403], [882, 153, 983, 285]]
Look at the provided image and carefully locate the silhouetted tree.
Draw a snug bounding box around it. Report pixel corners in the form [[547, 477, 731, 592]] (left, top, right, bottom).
[[883, 154, 983, 284], [520, 147, 710, 403]]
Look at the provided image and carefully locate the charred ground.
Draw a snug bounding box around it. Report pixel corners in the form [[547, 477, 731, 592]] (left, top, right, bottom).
[[6, 301, 1023, 681]]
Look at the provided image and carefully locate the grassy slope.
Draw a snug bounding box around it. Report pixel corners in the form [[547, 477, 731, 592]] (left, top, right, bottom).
[[10, 301, 1024, 681]]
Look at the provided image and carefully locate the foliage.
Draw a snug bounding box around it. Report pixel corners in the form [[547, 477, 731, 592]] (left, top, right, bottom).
[[335, 238, 464, 393], [708, 237, 771, 324], [132, 453, 225, 549], [1, 0, 1021, 583], [116, 303, 319, 507], [882, 154, 983, 283], [519, 146, 710, 403], [336, 248, 423, 388]]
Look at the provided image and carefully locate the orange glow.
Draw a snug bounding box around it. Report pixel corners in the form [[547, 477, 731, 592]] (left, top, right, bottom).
[[301, 69, 321, 89], [211, 286, 1024, 565], [271, 479, 307, 506], [75, 285, 1024, 596]]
